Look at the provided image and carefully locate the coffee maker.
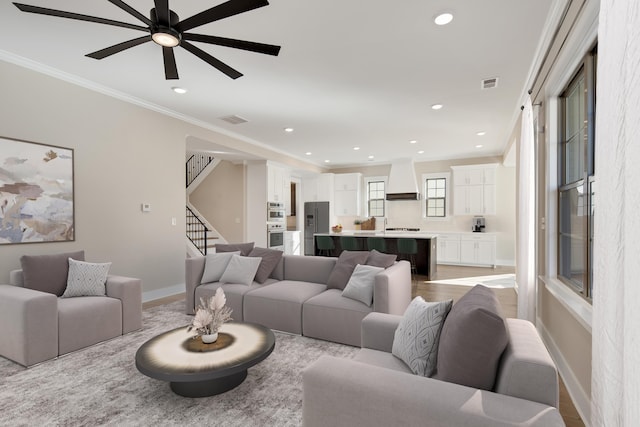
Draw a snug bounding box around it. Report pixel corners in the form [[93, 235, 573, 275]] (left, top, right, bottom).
[[472, 216, 485, 232]]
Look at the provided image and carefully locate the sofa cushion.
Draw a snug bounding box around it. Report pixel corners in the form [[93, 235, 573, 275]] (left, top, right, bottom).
[[216, 242, 255, 256], [220, 254, 261, 286], [366, 249, 397, 268], [354, 348, 413, 374], [326, 251, 370, 290], [201, 251, 240, 284], [61, 259, 111, 298], [342, 264, 384, 306], [283, 255, 336, 284], [434, 285, 508, 391], [392, 297, 452, 377], [248, 247, 284, 284], [20, 250, 85, 296]]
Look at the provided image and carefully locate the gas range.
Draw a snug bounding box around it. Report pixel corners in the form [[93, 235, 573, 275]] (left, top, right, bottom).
[[385, 227, 421, 232]]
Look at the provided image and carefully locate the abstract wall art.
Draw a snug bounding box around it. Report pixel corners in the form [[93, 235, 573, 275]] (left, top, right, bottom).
[[0, 136, 74, 244]]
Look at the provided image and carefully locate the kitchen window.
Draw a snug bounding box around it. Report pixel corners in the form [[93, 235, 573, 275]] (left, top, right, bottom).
[[422, 172, 450, 219], [557, 45, 596, 302], [364, 177, 386, 217]]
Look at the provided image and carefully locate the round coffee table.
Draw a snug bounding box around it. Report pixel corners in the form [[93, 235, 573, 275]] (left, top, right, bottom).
[[135, 322, 275, 397]]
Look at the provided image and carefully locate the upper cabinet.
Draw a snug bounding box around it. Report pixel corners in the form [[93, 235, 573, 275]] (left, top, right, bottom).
[[333, 173, 362, 216], [451, 164, 497, 215], [267, 164, 290, 204], [302, 173, 334, 203]]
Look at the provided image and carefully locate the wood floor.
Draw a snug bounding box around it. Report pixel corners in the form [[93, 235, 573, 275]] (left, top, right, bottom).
[[145, 264, 584, 426]]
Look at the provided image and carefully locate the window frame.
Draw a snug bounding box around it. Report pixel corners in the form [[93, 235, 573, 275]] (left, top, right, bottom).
[[421, 172, 451, 221], [363, 176, 387, 218]]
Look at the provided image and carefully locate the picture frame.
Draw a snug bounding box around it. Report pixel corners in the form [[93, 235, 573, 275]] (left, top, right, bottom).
[[0, 136, 75, 244]]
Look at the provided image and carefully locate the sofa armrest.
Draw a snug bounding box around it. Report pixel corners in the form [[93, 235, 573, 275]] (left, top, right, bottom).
[[361, 312, 402, 352], [105, 275, 142, 334], [303, 356, 564, 427], [0, 285, 58, 366], [185, 256, 206, 315], [9, 269, 24, 287], [372, 260, 411, 315]]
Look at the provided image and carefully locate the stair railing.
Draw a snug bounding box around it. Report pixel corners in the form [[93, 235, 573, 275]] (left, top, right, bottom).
[[186, 153, 214, 188], [186, 205, 210, 255]]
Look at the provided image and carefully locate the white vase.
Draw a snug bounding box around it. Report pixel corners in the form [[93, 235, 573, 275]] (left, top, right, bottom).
[[201, 332, 218, 344]]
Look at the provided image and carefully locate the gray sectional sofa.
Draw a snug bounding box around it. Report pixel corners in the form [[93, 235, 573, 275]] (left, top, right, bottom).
[[303, 285, 564, 426], [185, 252, 412, 347]]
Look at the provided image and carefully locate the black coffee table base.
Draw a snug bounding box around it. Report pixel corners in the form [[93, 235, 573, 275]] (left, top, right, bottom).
[[169, 370, 248, 398]]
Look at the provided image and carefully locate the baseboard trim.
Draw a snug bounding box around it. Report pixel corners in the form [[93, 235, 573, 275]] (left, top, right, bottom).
[[537, 319, 591, 426], [142, 283, 185, 303]]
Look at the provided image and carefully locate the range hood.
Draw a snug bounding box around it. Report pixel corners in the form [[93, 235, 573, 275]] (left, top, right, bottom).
[[386, 159, 421, 201]]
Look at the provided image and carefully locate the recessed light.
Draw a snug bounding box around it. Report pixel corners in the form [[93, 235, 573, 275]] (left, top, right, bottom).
[[171, 86, 187, 94], [476, 131, 486, 136], [324, 159, 331, 163], [284, 127, 294, 133], [431, 104, 443, 110], [418, 150, 425, 154], [409, 140, 417, 144], [434, 12, 453, 26], [305, 152, 312, 156], [353, 147, 360, 151], [368, 155, 375, 159], [475, 144, 484, 149]]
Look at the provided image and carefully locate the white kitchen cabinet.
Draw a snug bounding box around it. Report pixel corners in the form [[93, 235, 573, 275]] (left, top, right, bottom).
[[459, 234, 496, 266], [284, 230, 301, 255], [334, 173, 362, 216], [437, 234, 461, 264], [452, 164, 497, 215], [267, 164, 289, 203], [303, 173, 334, 202]]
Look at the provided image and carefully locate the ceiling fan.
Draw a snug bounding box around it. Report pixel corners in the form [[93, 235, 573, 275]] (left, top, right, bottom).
[[13, 0, 281, 80]]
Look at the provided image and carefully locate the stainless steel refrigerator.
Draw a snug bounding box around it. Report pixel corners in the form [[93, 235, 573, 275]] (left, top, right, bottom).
[[304, 201, 330, 255]]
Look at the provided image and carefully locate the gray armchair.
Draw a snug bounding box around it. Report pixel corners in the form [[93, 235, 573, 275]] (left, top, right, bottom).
[[0, 252, 142, 366]]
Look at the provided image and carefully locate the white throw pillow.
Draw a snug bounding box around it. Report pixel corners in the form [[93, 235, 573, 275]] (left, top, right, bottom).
[[392, 296, 453, 377], [201, 251, 241, 284], [219, 254, 262, 286], [341, 264, 383, 306], [61, 258, 111, 298]]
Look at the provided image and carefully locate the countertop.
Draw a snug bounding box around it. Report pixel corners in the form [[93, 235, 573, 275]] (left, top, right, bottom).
[[315, 230, 496, 238]]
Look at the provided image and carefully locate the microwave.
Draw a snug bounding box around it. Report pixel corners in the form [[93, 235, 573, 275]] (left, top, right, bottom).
[[267, 201, 286, 222]]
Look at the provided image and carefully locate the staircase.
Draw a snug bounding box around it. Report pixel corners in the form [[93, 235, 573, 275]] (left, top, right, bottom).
[[185, 153, 222, 255]]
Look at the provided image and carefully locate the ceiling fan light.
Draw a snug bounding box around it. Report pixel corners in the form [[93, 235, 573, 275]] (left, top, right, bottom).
[[152, 28, 180, 47]]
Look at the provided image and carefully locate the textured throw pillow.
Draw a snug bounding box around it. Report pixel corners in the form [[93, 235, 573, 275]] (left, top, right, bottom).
[[61, 258, 111, 298], [434, 285, 509, 391], [215, 242, 255, 256], [366, 249, 397, 268], [219, 254, 262, 286], [326, 251, 370, 290], [342, 264, 384, 306], [20, 250, 86, 296], [201, 251, 240, 284], [392, 297, 453, 377], [248, 247, 284, 284]]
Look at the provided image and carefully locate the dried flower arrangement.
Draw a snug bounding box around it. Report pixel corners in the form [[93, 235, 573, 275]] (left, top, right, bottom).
[[188, 288, 233, 338]]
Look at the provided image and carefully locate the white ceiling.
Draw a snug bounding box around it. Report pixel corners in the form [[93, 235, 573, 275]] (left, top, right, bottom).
[[0, 0, 555, 168]]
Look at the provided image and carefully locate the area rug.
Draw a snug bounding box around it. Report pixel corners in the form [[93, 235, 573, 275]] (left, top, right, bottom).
[[0, 301, 358, 426], [425, 273, 516, 289]]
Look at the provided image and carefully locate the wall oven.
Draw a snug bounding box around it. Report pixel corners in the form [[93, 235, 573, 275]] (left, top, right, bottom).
[[267, 201, 286, 222], [267, 222, 285, 251]]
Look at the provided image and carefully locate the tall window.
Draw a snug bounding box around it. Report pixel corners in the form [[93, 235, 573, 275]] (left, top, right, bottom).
[[367, 180, 385, 217], [425, 178, 446, 217], [558, 45, 596, 301]]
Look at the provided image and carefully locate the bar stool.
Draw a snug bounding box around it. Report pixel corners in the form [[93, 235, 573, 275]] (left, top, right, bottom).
[[367, 237, 387, 253], [397, 238, 418, 275], [340, 236, 360, 252], [316, 236, 335, 256]]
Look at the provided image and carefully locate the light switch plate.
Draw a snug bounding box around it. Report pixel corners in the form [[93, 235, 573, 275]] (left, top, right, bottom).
[[141, 203, 151, 212]]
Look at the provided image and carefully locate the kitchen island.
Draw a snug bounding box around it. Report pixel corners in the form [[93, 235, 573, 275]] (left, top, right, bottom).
[[314, 231, 437, 280]]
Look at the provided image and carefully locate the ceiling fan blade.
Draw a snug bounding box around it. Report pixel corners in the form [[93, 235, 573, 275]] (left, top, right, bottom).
[[153, 0, 170, 25], [180, 41, 242, 79], [107, 0, 153, 26], [162, 47, 179, 80], [179, 0, 269, 32], [86, 35, 151, 60], [183, 33, 280, 56], [13, 3, 148, 32]]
